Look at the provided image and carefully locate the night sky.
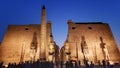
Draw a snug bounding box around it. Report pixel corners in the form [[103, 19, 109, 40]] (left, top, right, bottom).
[[0, 0, 120, 48]]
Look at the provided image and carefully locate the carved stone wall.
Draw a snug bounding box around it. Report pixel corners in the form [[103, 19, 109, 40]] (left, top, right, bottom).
[[0, 23, 52, 64], [0, 6, 59, 64], [61, 20, 120, 65]]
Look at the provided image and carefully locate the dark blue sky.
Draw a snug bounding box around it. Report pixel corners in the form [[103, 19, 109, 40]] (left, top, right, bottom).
[[0, 0, 120, 48]]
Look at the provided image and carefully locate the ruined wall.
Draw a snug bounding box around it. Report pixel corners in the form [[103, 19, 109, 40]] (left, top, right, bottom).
[[62, 20, 120, 64], [0, 24, 52, 64]]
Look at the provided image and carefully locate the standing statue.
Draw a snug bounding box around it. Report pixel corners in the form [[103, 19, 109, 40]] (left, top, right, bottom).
[[64, 42, 71, 62], [48, 42, 55, 62], [103, 45, 110, 61], [100, 37, 110, 61], [30, 32, 38, 62], [81, 36, 89, 62]]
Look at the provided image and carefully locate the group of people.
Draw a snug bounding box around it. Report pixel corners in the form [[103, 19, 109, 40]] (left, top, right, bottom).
[[0, 60, 119, 68], [64, 60, 114, 68], [64, 60, 94, 68], [0, 60, 54, 68]]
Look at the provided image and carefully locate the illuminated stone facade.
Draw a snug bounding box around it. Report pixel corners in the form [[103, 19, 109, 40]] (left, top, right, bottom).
[[61, 20, 120, 65], [0, 6, 59, 64], [0, 6, 120, 66]]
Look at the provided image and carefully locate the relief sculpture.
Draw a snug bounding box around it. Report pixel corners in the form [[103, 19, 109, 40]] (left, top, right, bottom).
[[81, 36, 89, 62], [100, 37, 110, 61], [30, 32, 38, 62]]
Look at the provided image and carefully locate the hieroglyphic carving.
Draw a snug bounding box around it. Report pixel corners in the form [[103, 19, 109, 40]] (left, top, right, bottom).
[[40, 6, 47, 61]]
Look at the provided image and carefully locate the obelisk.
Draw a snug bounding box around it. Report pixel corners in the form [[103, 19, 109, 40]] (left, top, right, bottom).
[[40, 5, 47, 61]]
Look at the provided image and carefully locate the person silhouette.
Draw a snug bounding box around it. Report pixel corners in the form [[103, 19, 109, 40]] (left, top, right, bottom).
[[90, 61, 94, 68]]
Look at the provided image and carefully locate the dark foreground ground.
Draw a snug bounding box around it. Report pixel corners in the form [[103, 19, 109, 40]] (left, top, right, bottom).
[[1, 64, 120, 68], [0, 61, 120, 68]]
